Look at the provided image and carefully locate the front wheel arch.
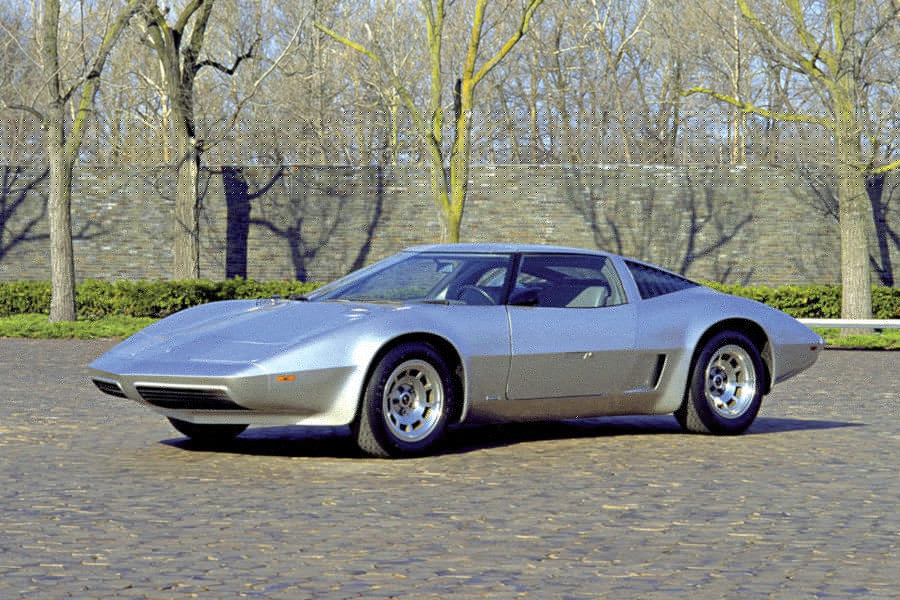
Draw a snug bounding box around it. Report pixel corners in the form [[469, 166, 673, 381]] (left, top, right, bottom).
[[358, 333, 466, 426], [353, 340, 459, 457]]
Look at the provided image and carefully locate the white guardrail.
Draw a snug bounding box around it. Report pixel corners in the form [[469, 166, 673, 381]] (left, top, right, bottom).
[[798, 319, 900, 329]]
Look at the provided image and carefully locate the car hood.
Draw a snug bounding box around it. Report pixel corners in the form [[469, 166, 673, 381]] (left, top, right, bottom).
[[89, 300, 387, 376]]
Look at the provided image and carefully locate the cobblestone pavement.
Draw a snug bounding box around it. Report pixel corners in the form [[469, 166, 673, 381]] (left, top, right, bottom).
[[1, 339, 898, 599]]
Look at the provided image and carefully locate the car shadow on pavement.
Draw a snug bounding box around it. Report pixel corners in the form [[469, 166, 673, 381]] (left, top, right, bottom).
[[162, 425, 363, 458], [160, 415, 862, 458], [438, 415, 862, 455]]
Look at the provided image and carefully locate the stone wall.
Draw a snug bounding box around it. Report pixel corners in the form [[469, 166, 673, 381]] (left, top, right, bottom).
[[1, 164, 898, 286]]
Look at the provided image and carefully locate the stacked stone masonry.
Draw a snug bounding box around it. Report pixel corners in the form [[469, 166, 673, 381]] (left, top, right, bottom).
[[1, 164, 897, 286]]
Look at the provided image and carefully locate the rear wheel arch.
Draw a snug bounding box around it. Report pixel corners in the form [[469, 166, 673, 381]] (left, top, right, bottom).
[[678, 327, 767, 434], [691, 319, 772, 395]]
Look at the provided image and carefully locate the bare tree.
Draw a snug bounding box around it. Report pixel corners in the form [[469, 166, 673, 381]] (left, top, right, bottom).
[[2, 0, 141, 321], [316, 0, 546, 242], [590, 0, 654, 163], [138, 0, 258, 279], [683, 0, 900, 323]]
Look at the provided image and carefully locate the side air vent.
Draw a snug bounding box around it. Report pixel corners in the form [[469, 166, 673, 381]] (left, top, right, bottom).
[[135, 385, 249, 411], [650, 354, 667, 389], [93, 378, 128, 398]]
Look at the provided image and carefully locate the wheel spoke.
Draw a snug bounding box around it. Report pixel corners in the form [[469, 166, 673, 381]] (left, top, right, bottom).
[[704, 344, 757, 419], [382, 359, 444, 442]]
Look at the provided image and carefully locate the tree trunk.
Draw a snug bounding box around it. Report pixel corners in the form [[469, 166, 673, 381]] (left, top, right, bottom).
[[172, 127, 201, 279], [46, 117, 77, 322], [142, 1, 213, 281], [447, 81, 474, 244], [426, 157, 454, 243], [833, 82, 873, 324], [443, 194, 463, 243], [836, 168, 874, 321], [41, 0, 76, 323], [834, 151, 873, 333]]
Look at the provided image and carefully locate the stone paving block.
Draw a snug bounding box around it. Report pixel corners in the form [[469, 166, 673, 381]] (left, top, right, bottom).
[[1, 340, 898, 598]]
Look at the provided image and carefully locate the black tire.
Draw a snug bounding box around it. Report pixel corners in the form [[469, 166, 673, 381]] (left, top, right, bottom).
[[168, 418, 247, 443], [355, 342, 456, 458], [676, 331, 765, 435]]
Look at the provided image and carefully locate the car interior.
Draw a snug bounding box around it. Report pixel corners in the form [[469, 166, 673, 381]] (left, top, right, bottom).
[[444, 254, 627, 308]]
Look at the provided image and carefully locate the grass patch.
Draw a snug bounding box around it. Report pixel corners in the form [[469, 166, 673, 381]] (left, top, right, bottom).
[[812, 327, 900, 350], [0, 314, 156, 339]]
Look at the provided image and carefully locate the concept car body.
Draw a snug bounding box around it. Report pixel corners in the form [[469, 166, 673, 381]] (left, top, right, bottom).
[[90, 244, 824, 457]]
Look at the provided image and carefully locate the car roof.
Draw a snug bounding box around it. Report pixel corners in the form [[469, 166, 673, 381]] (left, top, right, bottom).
[[406, 243, 611, 256], [406, 243, 698, 285]]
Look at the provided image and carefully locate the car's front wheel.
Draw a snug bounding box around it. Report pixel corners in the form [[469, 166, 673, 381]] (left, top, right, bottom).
[[676, 331, 764, 435], [168, 418, 247, 443], [355, 342, 456, 458]]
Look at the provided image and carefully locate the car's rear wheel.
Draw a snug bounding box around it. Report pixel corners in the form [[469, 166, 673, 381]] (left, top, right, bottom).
[[355, 342, 455, 458], [168, 418, 247, 443], [676, 331, 764, 435]]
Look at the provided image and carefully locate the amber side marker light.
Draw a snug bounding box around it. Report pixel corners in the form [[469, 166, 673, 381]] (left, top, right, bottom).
[[276, 375, 296, 382]]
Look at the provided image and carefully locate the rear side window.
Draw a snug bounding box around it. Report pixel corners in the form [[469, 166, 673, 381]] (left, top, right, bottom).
[[626, 261, 698, 299]]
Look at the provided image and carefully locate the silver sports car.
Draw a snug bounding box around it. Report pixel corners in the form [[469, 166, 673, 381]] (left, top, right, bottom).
[[90, 244, 824, 457]]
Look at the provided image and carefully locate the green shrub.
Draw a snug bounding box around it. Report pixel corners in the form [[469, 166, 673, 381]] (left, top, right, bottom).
[[0, 281, 52, 316], [1, 278, 896, 320], [704, 282, 899, 319], [872, 286, 900, 319], [1, 279, 320, 319]]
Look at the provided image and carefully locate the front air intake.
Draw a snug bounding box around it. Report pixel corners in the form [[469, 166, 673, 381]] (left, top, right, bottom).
[[134, 385, 248, 411], [92, 378, 128, 398]]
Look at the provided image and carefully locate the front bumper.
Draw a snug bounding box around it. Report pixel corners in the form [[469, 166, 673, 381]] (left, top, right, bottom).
[[89, 364, 361, 427]]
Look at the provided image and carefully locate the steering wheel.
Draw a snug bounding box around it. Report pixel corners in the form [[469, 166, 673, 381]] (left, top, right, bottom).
[[457, 285, 496, 305]]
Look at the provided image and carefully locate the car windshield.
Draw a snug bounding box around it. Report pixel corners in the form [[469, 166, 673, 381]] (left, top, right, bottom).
[[308, 251, 514, 305]]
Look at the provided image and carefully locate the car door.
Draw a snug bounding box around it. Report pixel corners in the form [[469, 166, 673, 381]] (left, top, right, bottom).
[[506, 253, 646, 402]]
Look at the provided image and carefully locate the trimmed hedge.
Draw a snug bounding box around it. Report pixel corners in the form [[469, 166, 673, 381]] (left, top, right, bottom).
[[1, 279, 898, 320], [0, 279, 320, 319], [703, 282, 900, 320]]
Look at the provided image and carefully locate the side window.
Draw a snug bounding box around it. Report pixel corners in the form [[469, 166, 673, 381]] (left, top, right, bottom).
[[625, 261, 698, 299], [510, 254, 627, 308]]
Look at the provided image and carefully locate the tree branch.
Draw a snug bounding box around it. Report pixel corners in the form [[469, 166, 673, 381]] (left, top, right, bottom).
[[183, 0, 216, 82], [216, 22, 304, 147], [870, 156, 900, 176], [197, 39, 256, 76], [314, 22, 425, 133], [680, 86, 834, 128], [470, 0, 545, 87], [736, 0, 833, 90], [67, 0, 145, 163], [314, 22, 380, 64], [174, 0, 206, 36], [859, 3, 900, 69], [2, 103, 46, 123]]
